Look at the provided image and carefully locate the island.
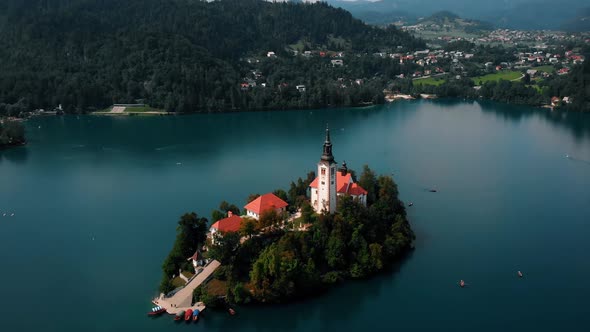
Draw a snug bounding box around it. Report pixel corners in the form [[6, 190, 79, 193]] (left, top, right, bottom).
[[0, 118, 25, 149], [153, 127, 414, 315]]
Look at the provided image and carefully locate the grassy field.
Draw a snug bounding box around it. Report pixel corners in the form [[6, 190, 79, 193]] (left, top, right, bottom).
[[413, 76, 446, 86], [534, 65, 555, 73], [94, 105, 166, 115], [123, 106, 163, 113], [472, 71, 522, 85], [205, 279, 228, 297], [171, 276, 186, 288]]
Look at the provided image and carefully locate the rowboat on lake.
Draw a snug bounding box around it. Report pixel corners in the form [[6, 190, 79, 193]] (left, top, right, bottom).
[[147, 306, 166, 316]]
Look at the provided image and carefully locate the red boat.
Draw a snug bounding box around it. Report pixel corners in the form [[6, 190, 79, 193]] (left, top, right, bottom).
[[459, 280, 465, 288], [185, 309, 193, 321], [174, 311, 185, 321], [228, 308, 236, 315], [147, 306, 166, 316]]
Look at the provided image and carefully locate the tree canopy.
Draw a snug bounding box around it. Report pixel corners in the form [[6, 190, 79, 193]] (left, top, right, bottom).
[[192, 166, 414, 304], [159, 212, 208, 293], [0, 0, 424, 115], [0, 120, 25, 147]]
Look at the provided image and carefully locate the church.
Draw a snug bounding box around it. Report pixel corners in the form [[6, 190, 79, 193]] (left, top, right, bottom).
[[309, 126, 367, 214]]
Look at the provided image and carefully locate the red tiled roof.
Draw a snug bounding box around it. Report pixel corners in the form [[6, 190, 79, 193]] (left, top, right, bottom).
[[309, 177, 319, 188], [244, 193, 288, 215], [309, 171, 367, 196], [188, 251, 199, 261], [211, 215, 243, 233], [348, 182, 368, 195]]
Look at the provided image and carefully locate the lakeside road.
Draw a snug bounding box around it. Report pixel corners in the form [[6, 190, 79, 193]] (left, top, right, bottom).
[[153, 260, 221, 315]]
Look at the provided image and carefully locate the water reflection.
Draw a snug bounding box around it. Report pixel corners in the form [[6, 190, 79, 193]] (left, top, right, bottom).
[[470, 100, 590, 142], [0, 146, 29, 164], [22, 107, 412, 168], [207, 253, 414, 332]]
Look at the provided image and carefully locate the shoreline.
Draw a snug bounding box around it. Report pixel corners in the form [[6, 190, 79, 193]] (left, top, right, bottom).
[[0, 141, 26, 151], [90, 102, 380, 117], [17, 96, 574, 121]]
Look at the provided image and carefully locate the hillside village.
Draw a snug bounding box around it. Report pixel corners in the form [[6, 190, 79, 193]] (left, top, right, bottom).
[[237, 37, 586, 107]]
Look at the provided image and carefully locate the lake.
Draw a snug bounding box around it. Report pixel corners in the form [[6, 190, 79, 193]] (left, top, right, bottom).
[[1, 100, 589, 331]]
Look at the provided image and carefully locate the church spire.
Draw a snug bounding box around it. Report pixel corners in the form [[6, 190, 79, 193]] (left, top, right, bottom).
[[321, 124, 334, 162]]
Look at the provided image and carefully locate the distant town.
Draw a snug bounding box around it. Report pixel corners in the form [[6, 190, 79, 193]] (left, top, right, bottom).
[[234, 30, 586, 108]]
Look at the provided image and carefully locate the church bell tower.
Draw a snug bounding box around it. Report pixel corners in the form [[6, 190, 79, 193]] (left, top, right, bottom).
[[316, 125, 337, 214]]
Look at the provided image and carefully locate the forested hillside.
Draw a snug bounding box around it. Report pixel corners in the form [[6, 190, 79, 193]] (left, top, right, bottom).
[[0, 0, 424, 114]]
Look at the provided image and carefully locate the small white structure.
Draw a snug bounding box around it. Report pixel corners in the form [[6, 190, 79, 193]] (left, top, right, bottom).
[[187, 251, 200, 270], [296, 85, 306, 92], [267, 51, 277, 58], [331, 59, 344, 67]]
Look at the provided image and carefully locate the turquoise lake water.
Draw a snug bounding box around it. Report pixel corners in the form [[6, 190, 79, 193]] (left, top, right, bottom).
[[1, 100, 589, 331]]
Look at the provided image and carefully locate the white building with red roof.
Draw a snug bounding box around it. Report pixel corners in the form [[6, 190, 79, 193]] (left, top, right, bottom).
[[309, 127, 367, 214], [243, 193, 288, 220], [187, 251, 200, 270], [209, 211, 243, 242]]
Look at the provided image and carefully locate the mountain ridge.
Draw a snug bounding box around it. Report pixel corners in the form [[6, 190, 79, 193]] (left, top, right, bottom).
[[325, 0, 588, 30]]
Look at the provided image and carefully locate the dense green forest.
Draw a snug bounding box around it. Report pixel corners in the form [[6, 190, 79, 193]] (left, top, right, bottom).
[[191, 166, 414, 305], [0, 0, 424, 115], [0, 120, 25, 148]]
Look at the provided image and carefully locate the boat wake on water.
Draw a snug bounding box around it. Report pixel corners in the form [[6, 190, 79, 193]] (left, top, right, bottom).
[[155, 144, 179, 151]]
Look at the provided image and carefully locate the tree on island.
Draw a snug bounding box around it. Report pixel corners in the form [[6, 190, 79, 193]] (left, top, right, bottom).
[[159, 212, 208, 293], [257, 209, 285, 230], [246, 193, 261, 203], [239, 217, 257, 238], [0, 120, 25, 147], [287, 171, 316, 212], [207, 231, 241, 265], [211, 201, 241, 222], [358, 164, 378, 205]]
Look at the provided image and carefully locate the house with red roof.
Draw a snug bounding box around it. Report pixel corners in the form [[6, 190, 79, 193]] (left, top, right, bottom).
[[309, 127, 367, 214], [209, 211, 243, 242], [243, 193, 288, 220], [187, 251, 201, 270]]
